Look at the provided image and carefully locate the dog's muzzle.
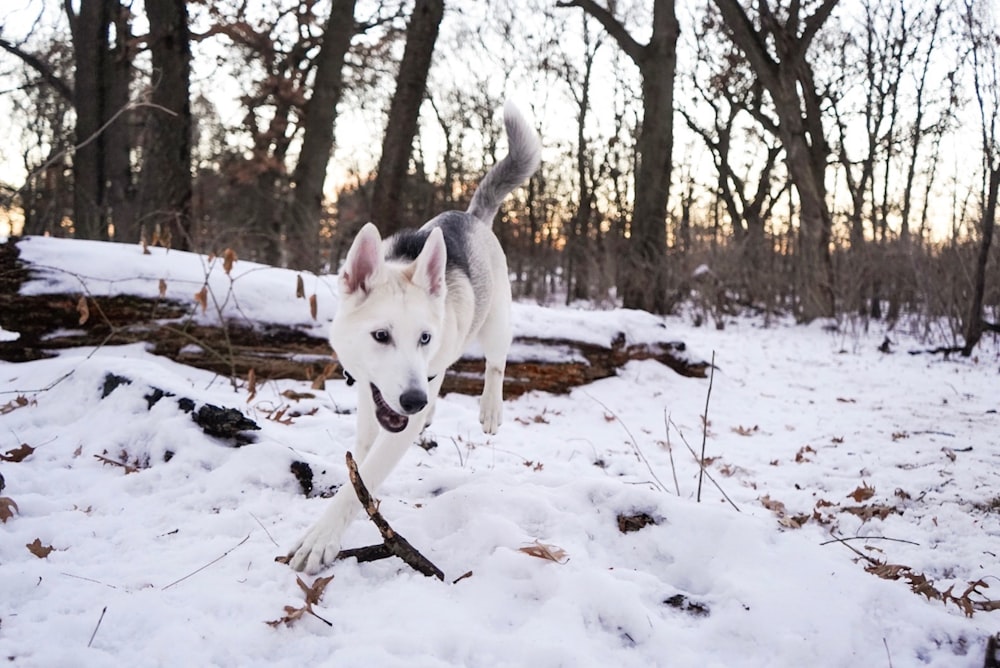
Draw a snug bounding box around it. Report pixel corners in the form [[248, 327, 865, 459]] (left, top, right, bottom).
[[370, 384, 409, 433]]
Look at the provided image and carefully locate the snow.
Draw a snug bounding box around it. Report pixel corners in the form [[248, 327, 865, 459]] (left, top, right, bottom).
[[1, 236, 999, 667]]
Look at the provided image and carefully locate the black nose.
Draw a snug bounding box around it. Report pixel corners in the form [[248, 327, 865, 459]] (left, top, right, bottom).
[[399, 389, 427, 414]]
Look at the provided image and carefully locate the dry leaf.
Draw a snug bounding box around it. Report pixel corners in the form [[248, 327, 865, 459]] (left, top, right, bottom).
[[732, 425, 758, 436], [76, 295, 90, 325], [0, 497, 18, 523], [27, 538, 53, 559], [158, 278, 167, 298], [778, 515, 809, 529], [1, 395, 31, 415], [0, 443, 35, 463], [794, 445, 816, 463], [518, 540, 569, 564], [194, 286, 208, 314], [759, 494, 787, 514], [267, 575, 334, 627], [223, 248, 237, 275], [246, 369, 257, 403], [296, 275, 305, 299], [94, 454, 139, 474], [843, 504, 895, 521], [281, 389, 315, 401], [847, 482, 875, 503], [309, 293, 317, 320]]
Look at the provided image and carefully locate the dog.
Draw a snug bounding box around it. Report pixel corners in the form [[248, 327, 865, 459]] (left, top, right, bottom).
[[288, 101, 541, 573]]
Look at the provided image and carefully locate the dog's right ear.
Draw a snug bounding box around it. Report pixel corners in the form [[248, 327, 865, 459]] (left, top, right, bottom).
[[340, 223, 383, 295]]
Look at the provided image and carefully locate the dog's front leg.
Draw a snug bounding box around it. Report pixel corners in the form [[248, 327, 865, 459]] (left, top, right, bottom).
[[354, 389, 379, 463], [287, 414, 428, 573]]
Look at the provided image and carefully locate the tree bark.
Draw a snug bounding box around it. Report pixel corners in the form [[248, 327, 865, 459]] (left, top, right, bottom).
[[137, 0, 192, 249], [286, 0, 358, 272], [369, 0, 445, 236]]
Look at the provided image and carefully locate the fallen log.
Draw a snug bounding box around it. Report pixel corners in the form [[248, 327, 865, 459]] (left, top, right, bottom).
[[0, 237, 708, 396]]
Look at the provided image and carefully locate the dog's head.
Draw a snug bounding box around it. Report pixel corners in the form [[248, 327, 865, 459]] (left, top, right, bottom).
[[330, 223, 446, 433]]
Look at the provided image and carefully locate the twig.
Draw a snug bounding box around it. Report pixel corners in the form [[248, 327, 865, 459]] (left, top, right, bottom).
[[819, 535, 921, 547], [88, 606, 107, 648], [60, 572, 118, 589], [883, 637, 894, 668], [584, 391, 668, 494], [161, 534, 251, 590], [662, 411, 681, 496], [668, 416, 740, 512], [250, 512, 278, 547], [4, 101, 177, 208], [337, 544, 392, 562], [697, 351, 716, 503], [344, 452, 444, 580]]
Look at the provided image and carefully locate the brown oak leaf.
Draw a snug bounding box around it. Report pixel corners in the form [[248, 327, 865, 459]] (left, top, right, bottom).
[[518, 541, 569, 564], [847, 482, 875, 503], [27, 538, 53, 559], [0, 497, 18, 523], [0, 443, 35, 463]]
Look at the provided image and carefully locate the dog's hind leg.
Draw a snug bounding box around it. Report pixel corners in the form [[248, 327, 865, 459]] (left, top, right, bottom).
[[476, 301, 512, 435]]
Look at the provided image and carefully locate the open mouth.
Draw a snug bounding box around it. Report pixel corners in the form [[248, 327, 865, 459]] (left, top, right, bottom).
[[371, 384, 408, 433]]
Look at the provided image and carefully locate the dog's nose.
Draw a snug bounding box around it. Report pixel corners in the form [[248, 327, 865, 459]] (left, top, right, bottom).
[[399, 389, 427, 414]]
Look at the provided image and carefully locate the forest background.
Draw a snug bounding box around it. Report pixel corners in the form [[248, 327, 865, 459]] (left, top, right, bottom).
[[0, 0, 997, 352]]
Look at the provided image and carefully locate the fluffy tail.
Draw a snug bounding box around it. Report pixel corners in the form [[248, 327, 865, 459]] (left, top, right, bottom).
[[467, 101, 542, 224]]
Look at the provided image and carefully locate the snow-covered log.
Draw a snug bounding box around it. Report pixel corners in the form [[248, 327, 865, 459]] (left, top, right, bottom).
[[0, 237, 708, 396]]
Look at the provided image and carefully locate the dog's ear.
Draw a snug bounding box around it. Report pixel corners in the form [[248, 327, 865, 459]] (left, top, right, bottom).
[[340, 223, 383, 295], [412, 227, 446, 297]]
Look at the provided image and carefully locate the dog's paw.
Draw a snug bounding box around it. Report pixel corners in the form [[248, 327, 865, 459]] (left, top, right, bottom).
[[287, 524, 342, 574], [479, 398, 502, 435]]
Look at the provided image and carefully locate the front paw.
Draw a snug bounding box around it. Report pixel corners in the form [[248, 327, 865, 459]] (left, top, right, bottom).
[[479, 397, 502, 435], [287, 524, 342, 574]]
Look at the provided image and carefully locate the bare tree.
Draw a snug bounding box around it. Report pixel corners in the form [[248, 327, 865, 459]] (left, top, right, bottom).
[[136, 0, 192, 249], [370, 0, 445, 235], [558, 0, 679, 314], [66, 0, 134, 241], [285, 0, 360, 271], [961, 0, 1000, 355], [713, 0, 838, 321]]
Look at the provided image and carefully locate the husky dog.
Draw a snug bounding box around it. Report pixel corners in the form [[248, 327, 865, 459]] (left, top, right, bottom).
[[288, 102, 541, 573]]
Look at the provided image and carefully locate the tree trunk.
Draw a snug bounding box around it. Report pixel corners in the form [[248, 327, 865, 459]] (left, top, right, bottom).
[[962, 165, 999, 356], [559, 0, 678, 315], [370, 0, 445, 236], [69, 0, 109, 240], [67, 0, 134, 243], [137, 0, 192, 249], [286, 0, 358, 272]]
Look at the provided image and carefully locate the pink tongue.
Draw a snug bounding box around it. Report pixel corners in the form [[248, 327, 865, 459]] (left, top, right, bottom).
[[371, 384, 408, 433]]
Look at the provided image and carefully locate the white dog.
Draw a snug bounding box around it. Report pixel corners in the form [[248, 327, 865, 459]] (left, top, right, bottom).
[[288, 102, 541, 573]]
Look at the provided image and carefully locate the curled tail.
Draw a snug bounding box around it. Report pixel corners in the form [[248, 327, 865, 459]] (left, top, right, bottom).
[[467, 101, 542, 224]]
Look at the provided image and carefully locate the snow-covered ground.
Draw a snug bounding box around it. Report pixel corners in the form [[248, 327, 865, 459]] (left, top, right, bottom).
[[1, 236, 998, 667]]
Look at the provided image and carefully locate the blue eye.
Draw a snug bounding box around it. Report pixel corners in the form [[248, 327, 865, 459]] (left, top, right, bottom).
[[419, 332, 431, 345], [371, 329, 391, 344]]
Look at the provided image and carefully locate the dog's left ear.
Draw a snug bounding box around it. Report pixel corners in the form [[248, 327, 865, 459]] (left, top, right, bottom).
[[412, 227, 446, 297]]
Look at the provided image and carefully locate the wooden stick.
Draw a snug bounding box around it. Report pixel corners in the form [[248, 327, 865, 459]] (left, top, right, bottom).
[[343, 452, 444, 581]]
